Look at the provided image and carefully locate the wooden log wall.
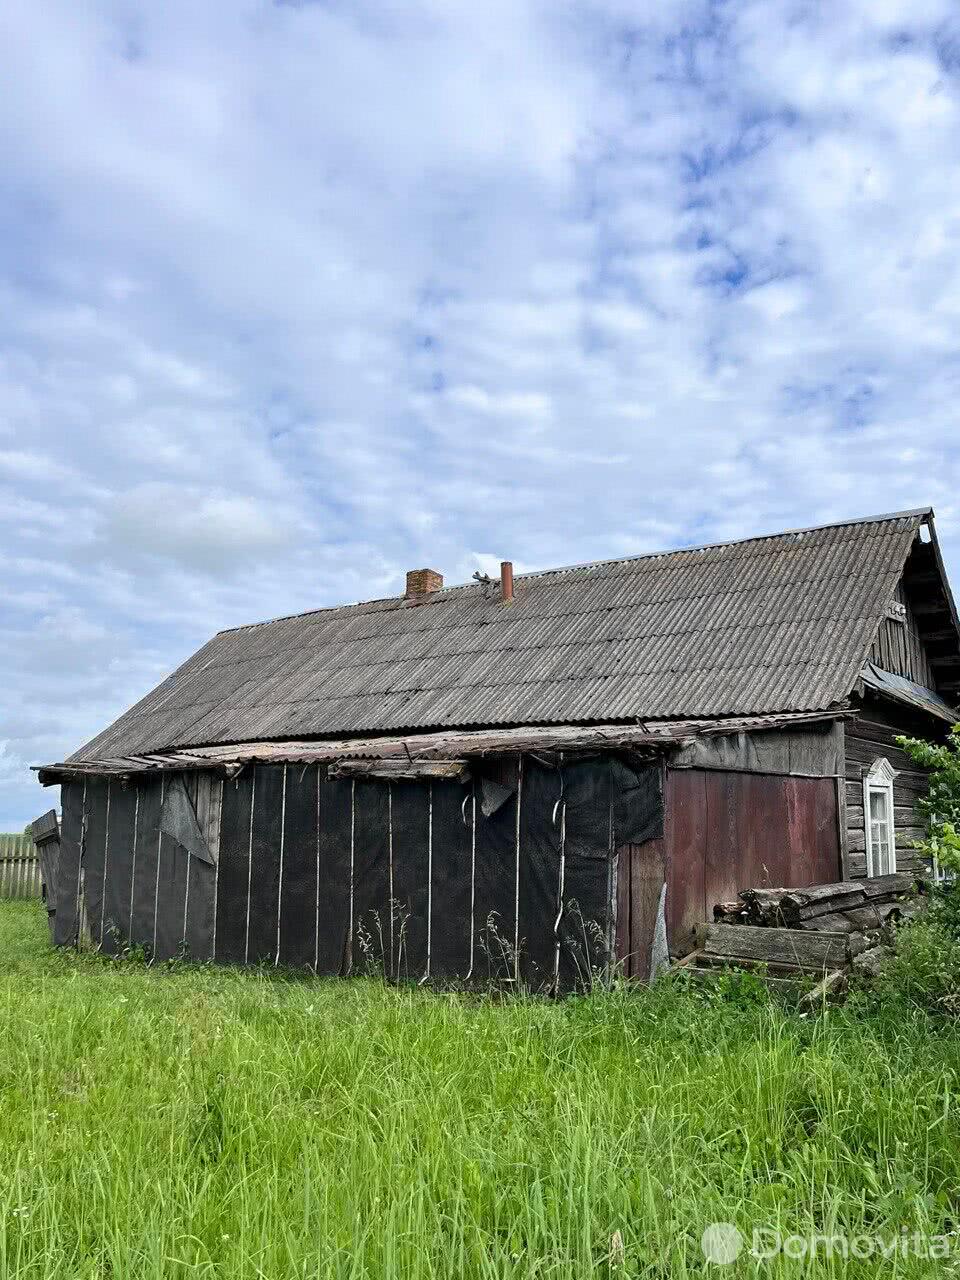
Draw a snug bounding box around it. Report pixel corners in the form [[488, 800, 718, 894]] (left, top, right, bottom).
[[843, 700, 934, 879], [0, 834, 42, 899]]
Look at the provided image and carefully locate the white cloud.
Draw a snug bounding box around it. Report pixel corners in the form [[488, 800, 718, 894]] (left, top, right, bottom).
[[102, 485, 300, 570], [1, 0, 959, 824], [0, 450, 76, 484], [445, 386, 553, 420]]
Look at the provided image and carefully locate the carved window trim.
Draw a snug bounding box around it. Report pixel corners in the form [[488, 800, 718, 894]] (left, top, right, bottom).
[[863, 757, 897, 877]]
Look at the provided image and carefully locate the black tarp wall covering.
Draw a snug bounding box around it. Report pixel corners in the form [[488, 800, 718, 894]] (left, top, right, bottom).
[[60, 755, 662, 992], [517, 760, 564, 990], [246, 764, 284, 964], [183, 809, 215, 964], [471, 767, 518, 983], [388, 780, 430, 979], [130, 778, 162, 952], [427, 779, 473, 980], [216, 773, 253, 963], [277, 765, 320, 969], [351, 779, 392, 975], [153, 784, 189, 963], [100, 781, 137, 954], [553, 760, 616, 990], [610, 758, 664, 846], [316, 777, 353, 975], [82, 779, 109, 951]]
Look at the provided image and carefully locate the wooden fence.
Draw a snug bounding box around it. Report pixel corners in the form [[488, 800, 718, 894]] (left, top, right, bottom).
[[0, 834, 42, 900]]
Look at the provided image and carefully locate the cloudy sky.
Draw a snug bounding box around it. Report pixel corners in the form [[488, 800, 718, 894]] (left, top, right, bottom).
[[3, 0, 960, 827]]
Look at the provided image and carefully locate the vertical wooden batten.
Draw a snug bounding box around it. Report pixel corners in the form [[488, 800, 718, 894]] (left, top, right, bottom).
[[836, 719, 850, 881]]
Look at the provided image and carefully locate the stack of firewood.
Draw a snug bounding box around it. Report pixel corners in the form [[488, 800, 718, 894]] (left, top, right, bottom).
[[713, 872, 924, 935]]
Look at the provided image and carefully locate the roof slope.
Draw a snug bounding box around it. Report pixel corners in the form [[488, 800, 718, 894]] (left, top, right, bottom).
[[69, 511, 929, 762]]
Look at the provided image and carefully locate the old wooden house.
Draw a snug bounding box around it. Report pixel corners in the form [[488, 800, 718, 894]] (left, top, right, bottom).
[[37, 509, 960, 987]]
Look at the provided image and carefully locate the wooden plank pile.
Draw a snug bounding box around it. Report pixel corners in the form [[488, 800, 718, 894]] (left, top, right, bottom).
[[675, 874, 927, 999], [675, 922, 854, 1000], [712, 872, 923, 934]]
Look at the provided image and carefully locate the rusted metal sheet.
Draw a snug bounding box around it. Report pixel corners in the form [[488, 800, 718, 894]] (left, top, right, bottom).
[[665, 769, 841, 954], [666, 771, 706, 953]]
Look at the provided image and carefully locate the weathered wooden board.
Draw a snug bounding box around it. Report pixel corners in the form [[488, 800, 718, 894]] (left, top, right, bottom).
[[615, 838, 665, 980], [329, 760, 469, 781], [867, 582, 937, 689], [703, 923, 848, 970], [665, 770, 706, 953]]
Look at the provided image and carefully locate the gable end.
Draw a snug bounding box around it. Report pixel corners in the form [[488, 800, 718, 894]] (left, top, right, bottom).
[[864, 514, 960, 708]]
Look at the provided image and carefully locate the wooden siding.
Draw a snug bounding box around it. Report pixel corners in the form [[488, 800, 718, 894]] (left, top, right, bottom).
[[665, 770, 841, 954], [843, 701, 933, 879], [0, 834, 42, 899], [867, 582, 936, 689], [615, 838, 666, 980]]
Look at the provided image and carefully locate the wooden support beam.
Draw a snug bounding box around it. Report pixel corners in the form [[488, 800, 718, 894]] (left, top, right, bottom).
[[917, 628, 959, 642], [912, 600, 951, 616]]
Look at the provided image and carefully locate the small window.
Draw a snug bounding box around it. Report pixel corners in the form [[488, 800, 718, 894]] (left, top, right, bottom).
[[863, 758, 897, 877]]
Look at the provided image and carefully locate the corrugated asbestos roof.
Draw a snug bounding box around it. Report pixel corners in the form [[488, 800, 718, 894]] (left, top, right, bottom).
[[65, 511, 929, 763]]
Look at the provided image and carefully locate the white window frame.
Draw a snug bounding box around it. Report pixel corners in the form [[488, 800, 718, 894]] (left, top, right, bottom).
[[863, 757, 898, 877]]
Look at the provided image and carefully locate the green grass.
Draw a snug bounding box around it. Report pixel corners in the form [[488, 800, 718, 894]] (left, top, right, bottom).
[[1, 900, 959, 1278]]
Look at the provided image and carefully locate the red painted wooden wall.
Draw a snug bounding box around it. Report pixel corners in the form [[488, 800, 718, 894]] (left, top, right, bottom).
[[665, 769, 841, 953], [615, 838, 666, 980]]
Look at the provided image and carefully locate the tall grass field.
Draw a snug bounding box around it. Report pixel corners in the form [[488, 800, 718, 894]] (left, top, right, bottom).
[[1, 898, 959, 1277]]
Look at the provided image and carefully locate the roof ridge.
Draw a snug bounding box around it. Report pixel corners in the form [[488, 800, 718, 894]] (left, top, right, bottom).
[[511, 507, 931, 585], [216, 508, 930, 635]]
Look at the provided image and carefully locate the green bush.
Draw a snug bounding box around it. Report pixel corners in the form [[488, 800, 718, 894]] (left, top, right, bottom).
[[897, 726, 960, 877], [880, 728, 960, 1014], [871, 910, 960, 1017]]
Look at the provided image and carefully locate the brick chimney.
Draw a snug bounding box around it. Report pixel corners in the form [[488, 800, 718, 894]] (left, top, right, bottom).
[[405, 568, 443, 597]]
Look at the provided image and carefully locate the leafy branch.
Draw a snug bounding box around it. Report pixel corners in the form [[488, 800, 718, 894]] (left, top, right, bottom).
[[897, 726, 960, 875]]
